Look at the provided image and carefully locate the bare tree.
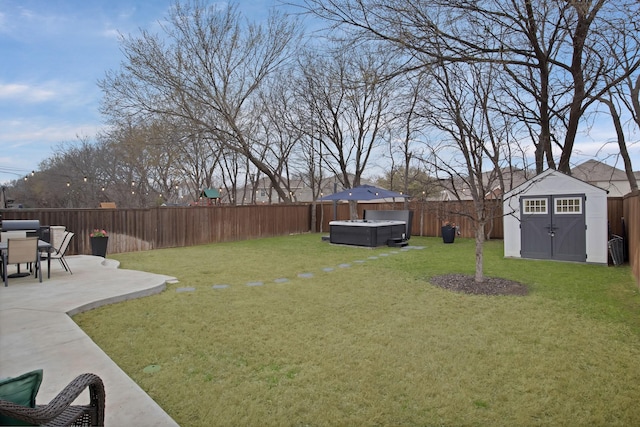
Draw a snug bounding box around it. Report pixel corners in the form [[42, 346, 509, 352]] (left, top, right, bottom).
[[99, 1, 301, 203], [423, 60, 518, 282], [251, 73, 304, 204], [595, 17, 640, 193], [302, 0, 640, 174], [387, 70, 432, 206], [13, 138, 112, 208], [298, 43, 398, 218]]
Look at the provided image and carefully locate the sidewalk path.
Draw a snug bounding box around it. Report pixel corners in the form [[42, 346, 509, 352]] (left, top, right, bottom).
[[0, 255, 180, 426]]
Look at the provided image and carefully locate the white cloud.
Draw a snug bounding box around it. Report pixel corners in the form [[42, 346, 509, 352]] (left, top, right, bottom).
[[0, 119, 102, 145], [0, 80, 97, 109], [0, 83, 56, 102], [101, 27, 121, 39], [0, 120, 104, 183]]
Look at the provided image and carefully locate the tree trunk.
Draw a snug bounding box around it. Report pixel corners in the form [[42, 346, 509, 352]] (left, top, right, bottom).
[[310, 201, 318, 233], [600, 96, 639, 192], [474, 222, 485, 283], [349, 200, 358, 220]]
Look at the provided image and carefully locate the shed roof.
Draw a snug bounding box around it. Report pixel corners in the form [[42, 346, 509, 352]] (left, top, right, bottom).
[[503, 168, 608, 198]]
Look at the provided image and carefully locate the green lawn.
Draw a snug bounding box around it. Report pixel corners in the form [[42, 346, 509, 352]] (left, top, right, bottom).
[[74, 235, 640, 426]]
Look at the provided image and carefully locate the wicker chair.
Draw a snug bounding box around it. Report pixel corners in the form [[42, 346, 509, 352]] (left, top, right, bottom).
[[0, 373, 105, 426]]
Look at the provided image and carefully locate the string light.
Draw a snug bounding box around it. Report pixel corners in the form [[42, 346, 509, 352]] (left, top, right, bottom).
[[12, 169, 224, 207]]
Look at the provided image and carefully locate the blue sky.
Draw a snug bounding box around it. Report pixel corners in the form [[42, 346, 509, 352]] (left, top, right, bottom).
[[0, 0, 283, 184], [0, 1, 638, 185]]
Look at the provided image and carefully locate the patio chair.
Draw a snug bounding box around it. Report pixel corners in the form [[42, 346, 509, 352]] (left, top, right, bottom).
[[50, 227, 67, 255], [50, 231, 74, 274], [1, 231, 28, 276], [1, 231, 27, 243], [3, 237, 41, 287], [0, 372, 105, 426]]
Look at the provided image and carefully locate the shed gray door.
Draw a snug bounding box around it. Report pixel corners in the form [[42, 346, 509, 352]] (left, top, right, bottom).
[[520, 195, 586, 262]]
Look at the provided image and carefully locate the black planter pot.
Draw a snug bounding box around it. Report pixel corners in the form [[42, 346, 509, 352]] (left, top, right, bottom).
[[90, 236, 109, 257], [441, 225, 455, 244]]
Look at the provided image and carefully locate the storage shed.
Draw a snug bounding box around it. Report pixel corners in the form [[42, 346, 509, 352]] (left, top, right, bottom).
[[503, 169, 608, 264]]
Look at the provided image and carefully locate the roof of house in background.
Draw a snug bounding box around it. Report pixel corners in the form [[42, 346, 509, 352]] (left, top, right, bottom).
[[430, 168, 531, 201], [571, 159, 630, 182]]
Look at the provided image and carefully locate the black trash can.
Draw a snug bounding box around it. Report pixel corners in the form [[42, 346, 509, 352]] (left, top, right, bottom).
[[441, 225, 455, 244]]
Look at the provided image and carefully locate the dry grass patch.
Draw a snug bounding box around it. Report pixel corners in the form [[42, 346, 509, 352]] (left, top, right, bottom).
[[75, 235, 640, 426]]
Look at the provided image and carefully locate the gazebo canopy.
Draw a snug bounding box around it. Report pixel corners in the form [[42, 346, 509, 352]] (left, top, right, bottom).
[[318, 184, 408, 201]]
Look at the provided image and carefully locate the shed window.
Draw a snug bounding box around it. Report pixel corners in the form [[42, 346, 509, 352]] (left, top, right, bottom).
[[555, 197, 582, 214], [523, 198, 547, 214]]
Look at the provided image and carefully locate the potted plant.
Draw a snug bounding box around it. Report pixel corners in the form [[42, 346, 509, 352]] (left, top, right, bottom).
[[89, 229, 109, 257]]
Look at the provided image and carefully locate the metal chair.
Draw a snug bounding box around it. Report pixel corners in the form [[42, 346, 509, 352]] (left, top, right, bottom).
[[3, 237, 41, 287], [1, 231, 27, 277], [1, 231, 27, 243], [50, 231, 74, 274]]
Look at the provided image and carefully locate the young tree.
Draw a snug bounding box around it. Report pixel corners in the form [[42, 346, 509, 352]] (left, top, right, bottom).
[[423, 60, 518, 282]]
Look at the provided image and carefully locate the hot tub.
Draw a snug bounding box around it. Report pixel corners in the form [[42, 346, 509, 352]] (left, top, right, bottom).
[[329, 220, 406, 247]]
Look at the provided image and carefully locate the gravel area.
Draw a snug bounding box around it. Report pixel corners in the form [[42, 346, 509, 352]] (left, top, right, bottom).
[[429, 274, 529, 296]]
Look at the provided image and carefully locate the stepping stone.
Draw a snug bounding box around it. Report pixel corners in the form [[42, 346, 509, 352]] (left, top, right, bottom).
[[246, 281, 264, 287], [167, 279, 180, 284], [212, 284, 229, 289], [353, 260, 366, 264], [298, 273, 314, 278], [322, 267, 335, 272], [338, 263, 351, 268], [176, 287, 195, 293], [143, 364, 161, 374], [274, 278, 289, 283], [368, 256, 379, 260], [379, 253, 389, 257]]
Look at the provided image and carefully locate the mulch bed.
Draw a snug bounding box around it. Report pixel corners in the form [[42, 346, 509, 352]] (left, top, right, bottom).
[[429, 274, 529, 296]]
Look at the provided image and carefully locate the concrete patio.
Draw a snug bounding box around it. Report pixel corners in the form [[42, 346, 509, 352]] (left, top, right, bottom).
[[0, 255, 180, 426]]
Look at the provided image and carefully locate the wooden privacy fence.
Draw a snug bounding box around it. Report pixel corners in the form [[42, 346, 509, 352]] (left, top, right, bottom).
[[623, 192, 639, 285], [0, 197, 637, 285], [0, 205, 311, 256]]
